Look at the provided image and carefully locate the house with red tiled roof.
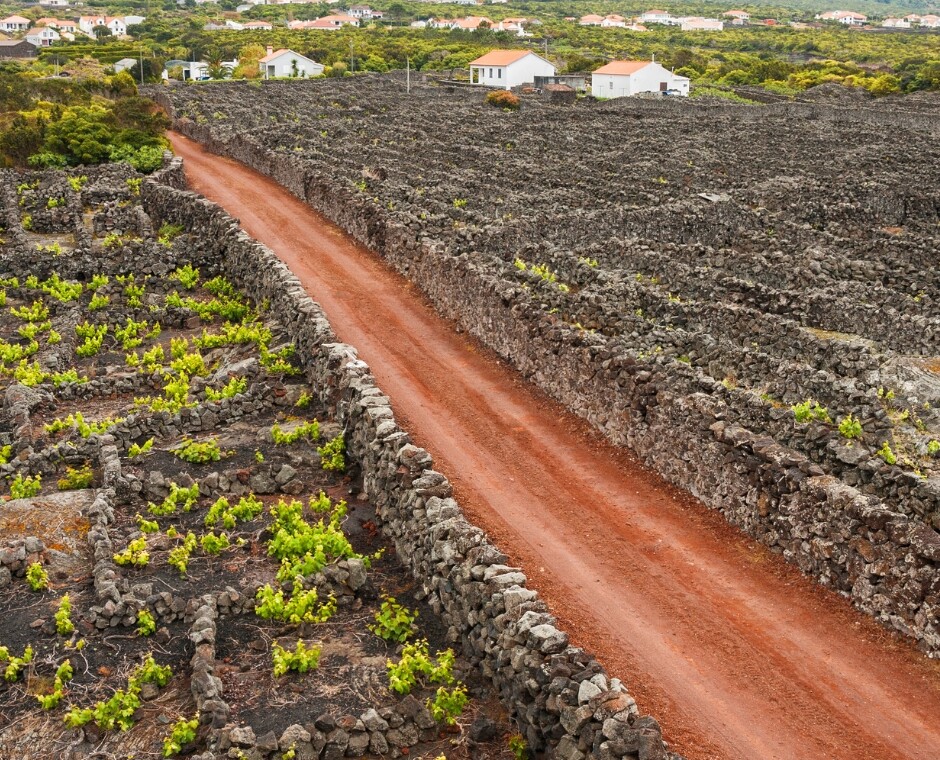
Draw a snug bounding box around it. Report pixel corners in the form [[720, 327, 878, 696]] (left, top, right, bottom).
[[591, 59, 689, 98], [815, 10, 867, 25], [307, 14, 359, 29], [450, 16, 493, 30], [579, 14, 604, 25], [259, 46, 324, 78], [469, 49, 555, 89], [0, 15, 31, 33]]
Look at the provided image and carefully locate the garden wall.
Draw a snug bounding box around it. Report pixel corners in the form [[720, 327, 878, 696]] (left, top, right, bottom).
[[147, 118, 940, 658], [142, 160, 675, 760]]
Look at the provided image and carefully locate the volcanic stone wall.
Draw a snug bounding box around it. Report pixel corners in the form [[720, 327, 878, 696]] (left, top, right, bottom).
[[142, 161, 674, 760], [150, 82, 940, 657]]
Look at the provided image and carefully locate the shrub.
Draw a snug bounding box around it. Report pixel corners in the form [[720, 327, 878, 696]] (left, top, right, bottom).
[[255, 580, 337, 624], [838, 414, 863, 440], [173, 437, 223, 465], [3, 645, 33, 681], [792, 399, 831, 424], [877, 440, 897, 465], [26, 562, 48, 590], [37, 660, 73, 709], [128, 438, 154, 458], [427, 685, 468, 725], [113, 536, 149, 567], [485, 90, 520, 110], [200, 531, 230, 555], [58, 464, 94, 491], [10, 473, 42, 499], [386, 640, 455, 695], [272, 640, 321, 677], [369, 596, 418, 642], [317, 434, 345, 472], [55, 594, 75, 635], [163, 714, 199, 757], [168, 532, 198, 576], [137, 609, 156, 636], [271, 420, 320, 445]]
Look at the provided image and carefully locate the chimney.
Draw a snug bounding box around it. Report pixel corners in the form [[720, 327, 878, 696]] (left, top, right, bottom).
[[266, 45, 273, 56], [651, 53, 656, 62]]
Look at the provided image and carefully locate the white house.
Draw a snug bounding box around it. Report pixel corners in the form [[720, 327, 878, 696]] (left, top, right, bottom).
[[0, 15, 31, 33], [601, 14, 627, 27], [920, 14, 940, 27], [469, 49, 555, 89], [307, 14, 359, 28], [723, 9, 750, 21], [639, 10, 675, 24], [39, 0, 70, 7], [815, 10, 867, 25], [881, 17, 910, 28], [579, 14, 604, 25], [242, 20, 273, 30], [347, 5, 381, 19], [591, 60, 689, 98], [26, 26, 61, 46], [451, 16, 494, 30], [259, 47, 324, 78], [78, 15, 105, 34], [106, 17, 127, 36]]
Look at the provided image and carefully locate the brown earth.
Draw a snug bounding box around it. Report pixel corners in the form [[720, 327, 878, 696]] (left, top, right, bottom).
[[168, 131, 940, 760]]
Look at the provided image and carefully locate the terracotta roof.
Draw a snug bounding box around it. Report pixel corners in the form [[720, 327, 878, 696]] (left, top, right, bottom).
[[2, 15, 30, 23], [469, 49, 533, 66], [643, 9, 667, 14], [259, 48, 289, 62], [593, 60, 652, 76]]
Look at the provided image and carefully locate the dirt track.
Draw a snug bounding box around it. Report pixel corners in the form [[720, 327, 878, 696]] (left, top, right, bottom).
[[168, 131, 940, 760]]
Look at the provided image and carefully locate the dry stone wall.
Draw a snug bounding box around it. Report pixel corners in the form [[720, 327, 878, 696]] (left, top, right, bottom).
[[142, 162, 675, 760], [151, 79, 940, 657]]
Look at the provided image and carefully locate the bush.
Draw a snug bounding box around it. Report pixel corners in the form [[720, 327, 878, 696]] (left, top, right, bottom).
[[485, 90, 520, 110]]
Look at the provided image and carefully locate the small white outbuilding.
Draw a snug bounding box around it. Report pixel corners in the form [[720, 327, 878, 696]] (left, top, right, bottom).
[[469, 49, 555, 90], [259, 47, 324, 79], [591, 60, 690, 98]]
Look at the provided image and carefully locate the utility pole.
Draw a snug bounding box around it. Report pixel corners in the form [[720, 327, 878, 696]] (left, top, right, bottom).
[[349, 40, 354, 73], [139, 44, 144, 85], [406, 57, 410, 93]]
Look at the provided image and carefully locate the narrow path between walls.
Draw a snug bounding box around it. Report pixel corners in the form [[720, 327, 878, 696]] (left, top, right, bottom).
[[168, 131, 940, 760]]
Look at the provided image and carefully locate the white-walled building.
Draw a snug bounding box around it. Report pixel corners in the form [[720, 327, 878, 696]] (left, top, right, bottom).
[[591, 60, 689, 98], [639, 10, 675, 24], [259, 47, 324, 78], [0, 15, 31, 33], [26, 26, 60, 46], [881, 17, 910, 28], [469, 49, 555, 89], [815, 10, 867, 25], [39, 0, 70, 7], [723, 9, 750, 21]]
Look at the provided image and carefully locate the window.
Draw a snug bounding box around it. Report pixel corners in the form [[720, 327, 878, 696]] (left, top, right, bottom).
[[498, 68, 502, 78], [489, 68, 493, 77]]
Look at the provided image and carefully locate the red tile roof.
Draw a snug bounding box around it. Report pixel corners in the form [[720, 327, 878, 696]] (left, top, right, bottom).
[[469, 49, 533, 66], [593, 60, 652, 76]]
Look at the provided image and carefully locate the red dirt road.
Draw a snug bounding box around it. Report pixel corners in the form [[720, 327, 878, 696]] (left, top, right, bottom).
[[169, 132, 940, 760]]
